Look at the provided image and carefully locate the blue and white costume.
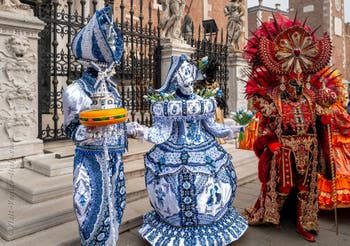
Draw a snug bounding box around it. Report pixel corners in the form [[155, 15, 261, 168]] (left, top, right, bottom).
[[134, 55, 248, 245], [63, 7, 126, 245]]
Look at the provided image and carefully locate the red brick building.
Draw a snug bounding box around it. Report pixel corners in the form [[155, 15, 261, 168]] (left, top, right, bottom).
[[112, 0, 247, 43], [247, 0, 349, 82], [247, 3, 288, 39], [346, 23, 350, 82], [289, 0, 348, 81]]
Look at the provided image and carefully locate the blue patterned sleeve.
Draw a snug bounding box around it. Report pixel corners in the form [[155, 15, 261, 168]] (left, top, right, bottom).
[[144, 121, 174, 144], [202, 118, 233, 138]]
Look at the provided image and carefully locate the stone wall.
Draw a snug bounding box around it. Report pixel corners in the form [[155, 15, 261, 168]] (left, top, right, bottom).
[[0, 5, 45, 167]]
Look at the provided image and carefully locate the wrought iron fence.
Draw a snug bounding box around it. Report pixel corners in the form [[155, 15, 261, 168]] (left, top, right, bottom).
[[190, 27, 229, 115], [23, 0, 228, 141], [24, 0, 161, 141]]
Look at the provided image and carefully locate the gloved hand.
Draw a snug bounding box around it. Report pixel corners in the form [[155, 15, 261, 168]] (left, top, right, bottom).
[[227, 125, 246, 139], [267, 142, 281, 153], [126, 122, 145, 138]]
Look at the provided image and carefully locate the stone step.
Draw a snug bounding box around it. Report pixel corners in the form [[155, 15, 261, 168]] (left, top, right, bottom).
[[8, 148, 255, 206], [124, 159, 145, 179], [120, 197, 151, 234], [24, 143, 250, 180], [0, 151, 257, 243], [24, 151, 147, 179], [0, 197, 152, 245], [0, 221, 78, 246], [0, 167, 148, 205], [0, 169, 72, 204], [24, 154, 73, 177], [0, 189, 74, 241], [126, 176, 147, 203]]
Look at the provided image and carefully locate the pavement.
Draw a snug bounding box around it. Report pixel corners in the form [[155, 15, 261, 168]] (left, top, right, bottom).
[[118, 179, 350, 246]]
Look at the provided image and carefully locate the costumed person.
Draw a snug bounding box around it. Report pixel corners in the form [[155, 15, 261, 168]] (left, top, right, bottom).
[[196, 57, 228, 144], [63, 7, 127, 245], [318, 77, 350, 209], [127, 54, 248, 245], [238, 109, 261, 150], [242, 14, 334, 242]]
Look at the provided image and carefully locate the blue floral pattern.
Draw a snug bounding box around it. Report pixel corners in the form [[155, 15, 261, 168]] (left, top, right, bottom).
[[139, 55, 247, 245], [64, 71, 127, 245], [139, 101, 247, 244]]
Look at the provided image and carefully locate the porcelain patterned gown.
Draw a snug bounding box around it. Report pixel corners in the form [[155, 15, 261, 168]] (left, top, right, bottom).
[[139, 94, 248, 245], [63, 71, 127, 245]]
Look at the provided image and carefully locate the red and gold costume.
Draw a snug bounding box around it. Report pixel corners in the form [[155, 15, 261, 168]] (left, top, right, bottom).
[[242, 14, 335, 242], [318, 84, 350, 209]]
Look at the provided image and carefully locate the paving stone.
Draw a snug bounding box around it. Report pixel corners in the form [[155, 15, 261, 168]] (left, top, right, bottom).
[[119, 179, 350, 245]]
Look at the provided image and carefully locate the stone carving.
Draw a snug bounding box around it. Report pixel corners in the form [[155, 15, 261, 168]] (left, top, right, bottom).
[[181, 13, 193, 43], [0, 0, 32, 13], [224, 0, 245, 51], [0, 109, 35, 142], [158, 0, 186, 40], [0, 36, 37, 142]]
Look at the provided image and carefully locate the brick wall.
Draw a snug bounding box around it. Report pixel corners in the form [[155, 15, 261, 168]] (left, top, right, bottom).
[[345, 23, 350, 81], [113, 0, 248, 44], [247, 6, 288, 39], [289, 0, 347, 80]]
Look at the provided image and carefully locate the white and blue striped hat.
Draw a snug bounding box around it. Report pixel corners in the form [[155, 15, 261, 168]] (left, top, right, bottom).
[[71, 6, 123, 66]]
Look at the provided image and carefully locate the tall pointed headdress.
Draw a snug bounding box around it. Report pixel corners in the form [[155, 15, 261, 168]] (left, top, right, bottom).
[[71, 6, 123, 66]]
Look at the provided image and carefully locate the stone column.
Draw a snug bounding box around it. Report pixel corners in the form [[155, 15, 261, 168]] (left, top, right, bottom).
[[160, 39, 196, 83], [0, 6, 45, 169], [226, 52, 248, 113]]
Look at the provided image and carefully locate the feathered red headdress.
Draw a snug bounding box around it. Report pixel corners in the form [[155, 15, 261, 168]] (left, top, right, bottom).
[[244, 13, 333, 99]]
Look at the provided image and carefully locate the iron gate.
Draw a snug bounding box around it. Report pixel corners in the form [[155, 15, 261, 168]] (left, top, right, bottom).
[[24, 0, 161, 141], [23, 0, 228, 141], [190, 29, 229, 114]]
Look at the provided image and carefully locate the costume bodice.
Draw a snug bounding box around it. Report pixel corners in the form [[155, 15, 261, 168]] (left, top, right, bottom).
[[63, 71, 126, 151], [167, 119, 214, 147], [280, 96, 316, 137], [144, 93, 233, 176]]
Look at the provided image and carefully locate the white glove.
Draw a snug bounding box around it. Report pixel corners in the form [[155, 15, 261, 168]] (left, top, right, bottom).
[[227, 125, 246, 140], [231, 125, 246, 134], [126, 122, 145, 138]]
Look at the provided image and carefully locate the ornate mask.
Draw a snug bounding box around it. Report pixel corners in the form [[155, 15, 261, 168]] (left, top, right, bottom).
[[157, 55, 199, 96], [285, 77, 303, 99], [176, 60, 196, 96]]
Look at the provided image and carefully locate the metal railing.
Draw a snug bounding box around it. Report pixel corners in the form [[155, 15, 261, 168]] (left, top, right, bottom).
[[24, 0, 228, 141]]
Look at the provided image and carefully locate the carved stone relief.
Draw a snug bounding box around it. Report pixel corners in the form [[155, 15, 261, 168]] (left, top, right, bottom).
[[158, 0, 186, 40], [224, 0, 245, 51], [0, 36, 37, 142], [0, 0, 32, 14]]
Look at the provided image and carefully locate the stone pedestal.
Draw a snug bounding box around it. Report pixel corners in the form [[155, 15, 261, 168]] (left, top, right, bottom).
[[227, 52, 248, 113], [160, 39, 196, 83], [0, 9, 45, 162]]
